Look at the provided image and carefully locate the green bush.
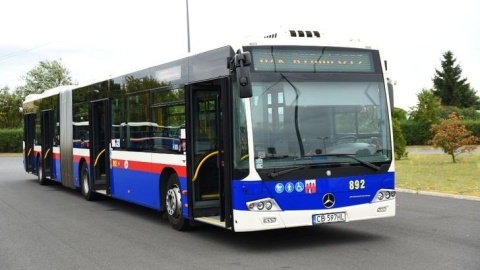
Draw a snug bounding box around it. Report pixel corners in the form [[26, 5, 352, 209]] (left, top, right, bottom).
[[399, 119, 480, 145], [462, 120, 480, 138], [399, 121, 433, 145], [392, 119, 407, 159], [438, 106, 480, 120], [0, 129, 23, 152]]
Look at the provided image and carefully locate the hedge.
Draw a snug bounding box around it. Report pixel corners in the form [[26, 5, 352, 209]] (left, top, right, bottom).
[[400, 120, 480, 145], [0, 129, 23, 153], [399, 121, 432, 145]]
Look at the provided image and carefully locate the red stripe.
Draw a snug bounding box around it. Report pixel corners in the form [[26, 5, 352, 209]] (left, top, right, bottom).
[[71, 155, 186, 177], [112, 159, 186, 177], [73, 155, 90, 163]]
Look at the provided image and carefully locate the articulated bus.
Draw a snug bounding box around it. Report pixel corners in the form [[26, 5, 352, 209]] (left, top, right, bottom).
[[23, 29, 395, 232]]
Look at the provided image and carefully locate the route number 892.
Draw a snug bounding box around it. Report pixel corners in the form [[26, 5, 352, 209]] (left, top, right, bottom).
[[349, 179, 365, 190]]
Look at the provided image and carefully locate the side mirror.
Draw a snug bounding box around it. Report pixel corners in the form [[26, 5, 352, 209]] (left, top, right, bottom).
[[232, 49, 253, 98], [387, 79, 394, 111]]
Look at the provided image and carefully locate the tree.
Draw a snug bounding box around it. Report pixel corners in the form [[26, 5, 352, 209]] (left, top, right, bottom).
[[409, 89, 442, 124], [392, 118, 407, 159], [432, 51, 479, 108], [392, 107, 408, 159], [17, 59, 73, 98], [0, 86, 23, 128], [429, 112, 480, 163], [392, 107, 407, 121]]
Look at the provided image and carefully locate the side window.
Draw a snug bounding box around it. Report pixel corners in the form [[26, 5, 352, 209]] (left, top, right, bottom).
[[151, 88, 185, 153], [126, 91, 151, 150], [52, 95, 60, 146], [111, 98, 124, 149], [73, 104, 89, 148]]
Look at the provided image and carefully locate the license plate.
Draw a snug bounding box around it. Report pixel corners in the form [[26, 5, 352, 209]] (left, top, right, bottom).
[[312, 212, 346, 224]]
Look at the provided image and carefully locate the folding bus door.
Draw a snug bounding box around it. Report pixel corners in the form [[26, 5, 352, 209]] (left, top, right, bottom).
[[23, 113, 36, 173], [186, 78, 233, 229], [40, 110, 54, 180], [88, 99, 111, 195]]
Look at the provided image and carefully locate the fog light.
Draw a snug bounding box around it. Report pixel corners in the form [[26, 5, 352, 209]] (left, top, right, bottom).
[[256, 202, 264, 210]]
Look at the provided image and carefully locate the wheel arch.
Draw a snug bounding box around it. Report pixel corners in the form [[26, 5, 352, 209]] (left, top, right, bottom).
[[159, 167, 177, 212], [78, 158, 88, 181], [35, 152, 41, 175]]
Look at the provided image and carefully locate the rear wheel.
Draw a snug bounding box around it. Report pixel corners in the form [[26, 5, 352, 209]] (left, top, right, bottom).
[[37, 157, 48, 185], [165, 173, 190, 231], [81, 162, 96, 201]]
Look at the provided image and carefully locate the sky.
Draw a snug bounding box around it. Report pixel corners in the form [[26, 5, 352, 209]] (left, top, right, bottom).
[[1, 0, 479, 111]]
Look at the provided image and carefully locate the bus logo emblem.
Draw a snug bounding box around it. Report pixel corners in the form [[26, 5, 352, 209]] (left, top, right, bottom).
[[322, 193, 335, 208]]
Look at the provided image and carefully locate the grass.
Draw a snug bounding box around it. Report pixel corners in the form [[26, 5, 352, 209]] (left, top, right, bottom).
[[0, 152, 22, 157], [396, 153, 480, 197]]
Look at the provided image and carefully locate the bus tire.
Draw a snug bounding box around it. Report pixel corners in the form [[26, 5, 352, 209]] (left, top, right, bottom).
[[80, 162, 96, 201], [37, 157, 48, 185], [165, 173, 190, 231]]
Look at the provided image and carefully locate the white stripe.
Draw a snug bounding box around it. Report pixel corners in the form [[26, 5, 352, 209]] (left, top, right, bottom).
[[111, 150, 186, 167], [73, 148, 89, 157]]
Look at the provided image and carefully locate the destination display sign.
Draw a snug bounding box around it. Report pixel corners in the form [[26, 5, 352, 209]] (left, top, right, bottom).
[[251, 47, 375, 73]]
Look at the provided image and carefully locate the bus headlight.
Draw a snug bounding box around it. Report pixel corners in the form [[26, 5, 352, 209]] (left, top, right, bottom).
[[256, 202, 264, 210], [246, 198, 281, 211], [372, 189, 396, 203], [265, 201, 273, 210]]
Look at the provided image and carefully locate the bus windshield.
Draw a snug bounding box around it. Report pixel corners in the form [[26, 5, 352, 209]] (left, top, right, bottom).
[[250, 72, 392, 170]]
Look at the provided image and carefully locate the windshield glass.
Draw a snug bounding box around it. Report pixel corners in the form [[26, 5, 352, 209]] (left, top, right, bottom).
[[250, 73, 392, 170]]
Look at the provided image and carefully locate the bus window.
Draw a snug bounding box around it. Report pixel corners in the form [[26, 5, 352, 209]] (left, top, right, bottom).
[[127, 92, 151, 150]]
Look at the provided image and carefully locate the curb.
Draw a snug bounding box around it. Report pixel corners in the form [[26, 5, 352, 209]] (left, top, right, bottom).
[[397, 188, 480, 202]]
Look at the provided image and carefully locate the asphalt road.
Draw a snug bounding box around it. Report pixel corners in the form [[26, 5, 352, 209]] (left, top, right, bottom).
[[1, 156, 479, 270]]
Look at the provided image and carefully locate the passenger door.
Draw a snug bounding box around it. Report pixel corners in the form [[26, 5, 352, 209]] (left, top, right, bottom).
[[186, 78, 232, 227], [40, 110, 54, 179], [23, 113, 36, 173], [88, 99, 111, 195]]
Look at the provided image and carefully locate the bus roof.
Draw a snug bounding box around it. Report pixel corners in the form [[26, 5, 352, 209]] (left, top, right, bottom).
[[23, 28, 379, 104], [24, 85, 76, 103], [239, 28, 378, 50]]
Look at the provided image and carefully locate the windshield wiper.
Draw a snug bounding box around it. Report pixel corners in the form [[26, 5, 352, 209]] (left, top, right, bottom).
[[268, 165, 309, 178], [268, 161, 329, 178], [268, 154, 381, 178], [318, 154, 381, 171]]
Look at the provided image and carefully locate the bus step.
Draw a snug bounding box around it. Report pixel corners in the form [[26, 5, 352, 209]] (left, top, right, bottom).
[[195, 216, 225, 227], [201, 193, 219, 200], [96, 189, 107, 195]]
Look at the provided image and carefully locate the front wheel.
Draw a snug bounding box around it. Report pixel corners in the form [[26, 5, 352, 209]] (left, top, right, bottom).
[[81, 162, 97, 201], [165, 174, 190, 231]]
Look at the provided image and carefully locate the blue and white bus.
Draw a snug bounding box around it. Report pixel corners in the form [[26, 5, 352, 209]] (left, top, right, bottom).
[[23, 29, 395, 232]]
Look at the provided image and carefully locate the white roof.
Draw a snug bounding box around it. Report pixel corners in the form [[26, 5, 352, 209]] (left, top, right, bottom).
[[24, 85, 75, 103]]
